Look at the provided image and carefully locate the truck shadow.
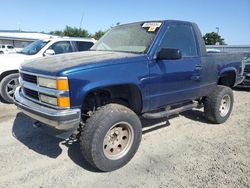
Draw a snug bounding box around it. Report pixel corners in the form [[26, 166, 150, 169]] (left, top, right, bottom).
[[233, 86, 250, 92], [12, 113, 63, 158], [12, 109, 207, 172], [180, 109, 209, 124], [12, 112, 98, 172]]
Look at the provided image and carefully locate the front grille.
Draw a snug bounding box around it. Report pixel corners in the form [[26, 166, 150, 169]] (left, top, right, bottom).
[[23, 87, 39, 100], [20, 72, 37, 84]]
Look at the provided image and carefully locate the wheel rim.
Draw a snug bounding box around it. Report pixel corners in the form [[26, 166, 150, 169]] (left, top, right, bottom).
[[103, 122, 134, 160], [219, 94, 231, 117], [5, 77, 19, 99]]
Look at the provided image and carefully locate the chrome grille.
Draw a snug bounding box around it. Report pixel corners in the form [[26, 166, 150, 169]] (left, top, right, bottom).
[[20, 72, 37, 84], [22, 87, 39, 100]]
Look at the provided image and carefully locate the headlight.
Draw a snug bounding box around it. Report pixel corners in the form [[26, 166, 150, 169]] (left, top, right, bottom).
[[40, 94, 70, 108], [40, 94, 57, 106], [38, 77, 56, 89], [37, 77, 69, 90]]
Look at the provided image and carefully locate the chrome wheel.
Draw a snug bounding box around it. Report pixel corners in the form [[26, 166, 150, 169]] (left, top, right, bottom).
[[5, 78, 19, 99], [103, 122, 134, 160], [219, 94, 231, 117]]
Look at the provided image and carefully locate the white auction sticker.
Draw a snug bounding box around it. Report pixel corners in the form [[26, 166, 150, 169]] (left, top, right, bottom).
[[142, 22, 162, 32], [142, 22, 162, 28]]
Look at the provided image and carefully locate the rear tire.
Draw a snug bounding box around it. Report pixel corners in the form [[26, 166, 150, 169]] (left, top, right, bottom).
[[0, 73, 19, 103], [80, 103, 142, 172], [204, 86, 234, 124]]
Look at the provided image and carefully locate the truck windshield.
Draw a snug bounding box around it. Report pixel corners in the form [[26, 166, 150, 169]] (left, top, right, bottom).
[[91, 22, 162, 54], [20, 40, 49, 55]]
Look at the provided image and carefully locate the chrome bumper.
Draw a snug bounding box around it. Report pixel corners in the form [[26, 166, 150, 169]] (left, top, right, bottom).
[[14, 87, 81, 132]]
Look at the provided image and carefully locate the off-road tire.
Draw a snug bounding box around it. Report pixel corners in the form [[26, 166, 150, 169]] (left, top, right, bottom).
[[0, 73, 19, 103], [204, 85, 234, 124], [80, 103, 142, 172]]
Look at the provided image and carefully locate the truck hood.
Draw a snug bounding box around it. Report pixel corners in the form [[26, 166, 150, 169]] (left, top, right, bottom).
[[21, 51, 146, 76]]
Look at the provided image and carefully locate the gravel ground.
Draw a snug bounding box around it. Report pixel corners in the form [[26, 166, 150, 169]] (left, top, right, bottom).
[[0, 88, 249, 188]]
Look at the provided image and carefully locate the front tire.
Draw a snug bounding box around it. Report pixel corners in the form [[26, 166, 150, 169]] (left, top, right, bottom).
[[80, 104, 142, 172], [204, 86, 234, 124], [0, 73, 19, 103]]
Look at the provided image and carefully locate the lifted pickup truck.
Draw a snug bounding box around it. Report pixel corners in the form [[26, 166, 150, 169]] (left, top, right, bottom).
[[14, 20, 245, 171]]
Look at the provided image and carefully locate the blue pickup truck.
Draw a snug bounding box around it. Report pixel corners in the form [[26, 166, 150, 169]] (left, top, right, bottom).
[[14, 20, 245, 171]]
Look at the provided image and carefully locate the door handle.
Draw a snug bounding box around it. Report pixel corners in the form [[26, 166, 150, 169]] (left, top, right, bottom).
[[191, 75, 201, 81], [195, 64, 202, 70]]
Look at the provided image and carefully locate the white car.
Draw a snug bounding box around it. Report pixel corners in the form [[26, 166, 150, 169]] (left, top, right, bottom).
[[0, 37, 96, 103], [0, 44, 16, 54]]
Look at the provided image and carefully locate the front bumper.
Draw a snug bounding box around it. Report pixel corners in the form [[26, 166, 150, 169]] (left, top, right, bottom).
[[14, 87, 81, 136]]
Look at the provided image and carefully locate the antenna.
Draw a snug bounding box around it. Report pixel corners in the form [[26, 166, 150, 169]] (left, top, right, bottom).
[[79, 12, 84, 31]]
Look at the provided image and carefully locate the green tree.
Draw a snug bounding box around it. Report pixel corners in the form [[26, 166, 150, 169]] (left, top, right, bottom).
[[92, 30, 106, 40], [91, 22, 121, 40], [50, 22, 121, 40], [50, 30, 64, 36], [50, 26, 90, 38], [203, 32, 226, 45]]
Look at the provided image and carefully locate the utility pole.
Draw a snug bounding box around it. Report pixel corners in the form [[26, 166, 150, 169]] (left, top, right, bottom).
[[18, 22, 21, 32], [215, 27, 220, 45], [216, 27, 219, 35]]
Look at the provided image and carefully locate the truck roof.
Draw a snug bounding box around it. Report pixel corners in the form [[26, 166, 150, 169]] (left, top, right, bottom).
[[117, 20, 195, 27], [41, 36, 96, 43]]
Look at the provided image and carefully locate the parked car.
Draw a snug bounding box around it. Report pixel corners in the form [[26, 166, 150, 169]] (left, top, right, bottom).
[[0, 44, 16, 54], [0, 37, 95, 103], [14, 20, 245, 171]]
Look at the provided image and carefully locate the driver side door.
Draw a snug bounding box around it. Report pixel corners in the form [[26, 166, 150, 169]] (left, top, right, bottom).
[[149, 23, 202, 109]]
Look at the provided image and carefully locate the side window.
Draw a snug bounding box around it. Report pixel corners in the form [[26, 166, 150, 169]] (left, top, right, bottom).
[[76, 41, 94, 51], [49, 41, 73, 54], [159, 24, 198, 57]]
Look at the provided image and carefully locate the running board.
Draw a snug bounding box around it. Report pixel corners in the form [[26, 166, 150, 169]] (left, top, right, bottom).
[[142, 102, 199, 119]]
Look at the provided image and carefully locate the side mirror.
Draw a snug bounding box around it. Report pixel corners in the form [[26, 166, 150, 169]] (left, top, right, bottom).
[[44, 49, 55, 56], [157, 48, 182, 60]]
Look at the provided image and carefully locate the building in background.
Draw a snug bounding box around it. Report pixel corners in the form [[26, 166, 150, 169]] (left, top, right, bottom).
[[0, 30, 53, 51], [206, 45, 250, 53]]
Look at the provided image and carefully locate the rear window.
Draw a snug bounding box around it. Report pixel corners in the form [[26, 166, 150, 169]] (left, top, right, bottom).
[[76, 41, 94, 51], [159, 24, 198, 57]]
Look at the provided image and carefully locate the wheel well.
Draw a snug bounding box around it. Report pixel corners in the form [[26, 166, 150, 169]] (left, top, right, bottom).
[[82, 84, 142, 116], [218, 71, 236, 87], [0, 70, 19, 83]]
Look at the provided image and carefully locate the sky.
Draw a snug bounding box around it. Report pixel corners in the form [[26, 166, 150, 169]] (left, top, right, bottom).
[[0, 0, 249, 45]]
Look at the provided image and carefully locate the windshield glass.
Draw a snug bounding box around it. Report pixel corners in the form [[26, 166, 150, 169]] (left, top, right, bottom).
[[91, 22, 162, 54], [20, 40, 49, 55]]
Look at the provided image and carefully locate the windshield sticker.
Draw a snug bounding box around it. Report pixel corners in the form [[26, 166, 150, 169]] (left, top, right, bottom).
[[142, 22, 162, 32]]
